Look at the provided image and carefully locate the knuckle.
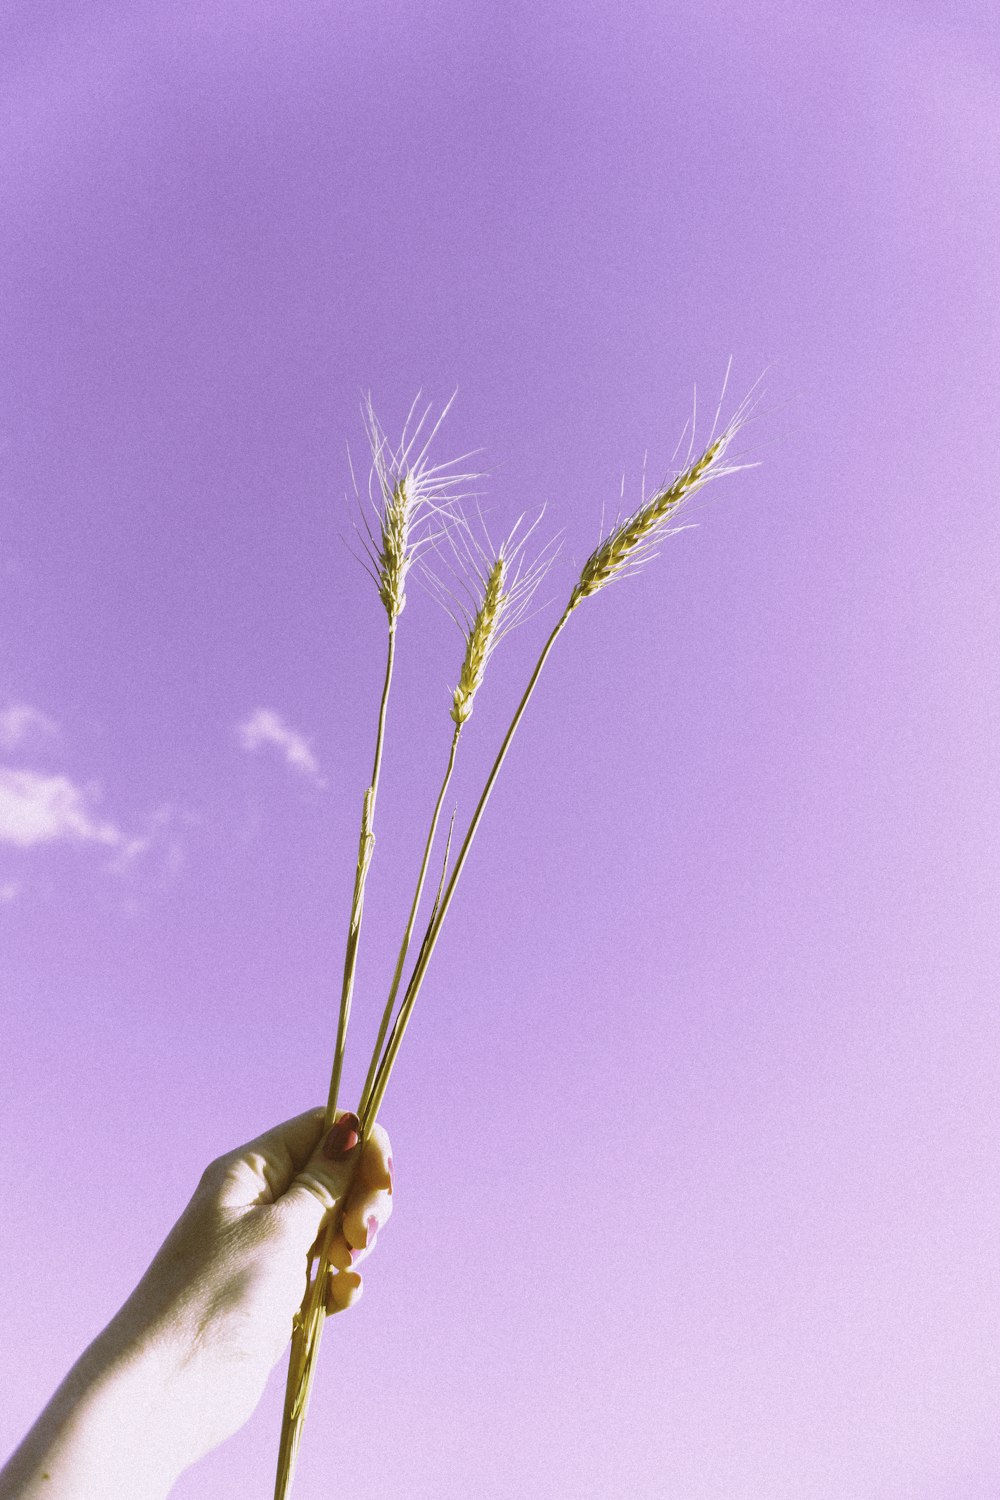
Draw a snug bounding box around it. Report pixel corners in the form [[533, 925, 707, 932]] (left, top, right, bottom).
[[293, 1168, 338, 1213], [197, 1155, 230, 1194]]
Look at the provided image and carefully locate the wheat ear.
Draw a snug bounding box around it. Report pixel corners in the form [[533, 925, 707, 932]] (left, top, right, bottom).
[[425, 505, 560, 725], [570, 387, 756, 608], [451, 554, 506, 724], [350, 392, 480, 621]]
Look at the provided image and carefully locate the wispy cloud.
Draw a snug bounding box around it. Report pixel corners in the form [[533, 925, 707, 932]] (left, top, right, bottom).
[[236, 709, 323, 784], [0, 769, 122, 848], [0, 702, 60, 752], [0, 704, 189, 900], [106, 805, 188, 879]]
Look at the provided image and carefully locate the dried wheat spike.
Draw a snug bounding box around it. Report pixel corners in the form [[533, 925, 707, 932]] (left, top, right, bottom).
[[350, 394, 479, 623], [452, 553, 507, 725], [378, 472, 415, 619], [569, 381, 758, 610], [423, 507, 558, 725]]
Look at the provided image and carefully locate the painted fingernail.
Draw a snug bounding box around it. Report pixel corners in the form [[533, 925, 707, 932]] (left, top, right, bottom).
[[365, 1213, 379, 1248], [323, 1112, 361, 1161]]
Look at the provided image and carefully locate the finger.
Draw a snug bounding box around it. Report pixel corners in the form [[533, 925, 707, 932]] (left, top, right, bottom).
[[354, 1122, 394, 1197], [342, 1187, 392, 1254], [206, 1107, 328, 1209], [323, 1202, 385, 1269], [326, 1232, 357, 1272], [278, 1110, 364, 1235], [326, 1269, 362, 1314], [244, 1107, 330, 1173], [341, 1122, 394, 1247]]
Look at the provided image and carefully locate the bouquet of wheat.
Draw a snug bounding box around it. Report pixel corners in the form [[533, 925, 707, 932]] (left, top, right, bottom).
[[272, 375, 759, 1499]]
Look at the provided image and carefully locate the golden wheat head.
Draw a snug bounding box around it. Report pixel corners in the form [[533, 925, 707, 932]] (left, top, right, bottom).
[[350, 394, 479, 622], [452, 553, 507, 724], [569, 377, 759, 610], [423, 507, 558, 725]]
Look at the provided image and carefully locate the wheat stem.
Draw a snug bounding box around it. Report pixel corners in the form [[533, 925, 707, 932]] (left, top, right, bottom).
[[325, 619, 396, 1126], [272, 1280, 326, 1499], [358, 721, 463, 1120], [273, 625, 396, 1500], [275, 397, 470, 1500]]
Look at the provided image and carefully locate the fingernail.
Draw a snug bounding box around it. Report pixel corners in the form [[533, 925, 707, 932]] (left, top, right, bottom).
[[350, 1245, 364, 1264], [323, 1112, 361, 1161], [386, 1155, 394, 1195], [365, 1213, 379, 1249]]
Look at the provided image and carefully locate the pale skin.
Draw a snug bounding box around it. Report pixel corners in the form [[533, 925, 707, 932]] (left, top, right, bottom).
[[0, 1108, 393, 1500]]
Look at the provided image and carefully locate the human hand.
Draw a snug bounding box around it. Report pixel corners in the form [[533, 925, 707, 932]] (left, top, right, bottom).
[[0, 1107, 393, 1498], [105, 1106, 393, 1462]]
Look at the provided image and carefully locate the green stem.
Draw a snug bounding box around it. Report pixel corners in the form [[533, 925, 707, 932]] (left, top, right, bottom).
[[363, 603, 574, 1130], [325, 621, 396, 1127], [358, 721, 462, 1120]]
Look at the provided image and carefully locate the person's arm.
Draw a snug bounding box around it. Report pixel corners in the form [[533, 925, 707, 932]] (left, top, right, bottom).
[[0, 1107, 393, 1499]]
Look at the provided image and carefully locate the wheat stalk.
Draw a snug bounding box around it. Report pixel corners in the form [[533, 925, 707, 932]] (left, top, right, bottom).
[[273, 396, 471, 1500]]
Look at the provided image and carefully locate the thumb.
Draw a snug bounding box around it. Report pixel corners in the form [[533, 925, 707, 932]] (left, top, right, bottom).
[[278, 1111, 362, 1238]]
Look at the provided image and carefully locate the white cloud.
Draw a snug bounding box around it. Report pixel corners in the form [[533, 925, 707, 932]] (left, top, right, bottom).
[[0, 702, 60, 751], [105, 805, 187, 879], [0, 769, 121, 848], [237, 709, 323, 783]]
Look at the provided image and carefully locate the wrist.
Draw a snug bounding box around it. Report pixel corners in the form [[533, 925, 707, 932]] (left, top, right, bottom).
[[0, 1324, 195, 1500]]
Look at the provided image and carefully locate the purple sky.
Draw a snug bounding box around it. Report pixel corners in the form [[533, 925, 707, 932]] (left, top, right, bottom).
[[2, 3, 999, 1497]]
